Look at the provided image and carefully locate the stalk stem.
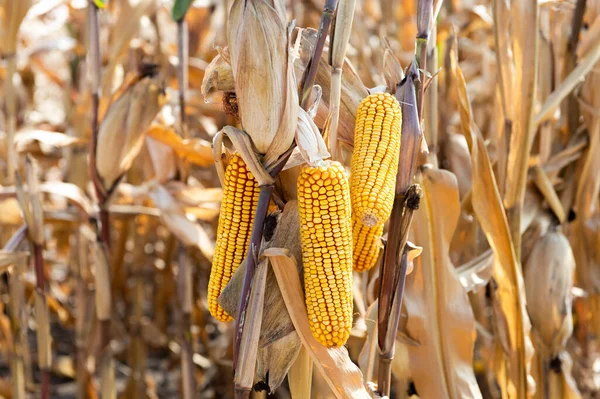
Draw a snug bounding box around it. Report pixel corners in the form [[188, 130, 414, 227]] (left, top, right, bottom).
[[233, 184, 274, 367], [4, 55, 17, 184], [33, 243, 50, 399], [300, 0, 337, 109]]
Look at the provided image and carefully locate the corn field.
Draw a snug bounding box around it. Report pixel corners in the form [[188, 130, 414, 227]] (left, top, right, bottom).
[[0, 0, 599, 398]]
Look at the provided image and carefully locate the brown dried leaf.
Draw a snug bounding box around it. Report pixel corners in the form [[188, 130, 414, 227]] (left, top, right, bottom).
[[451, 47, 533, 397], [14, 130, 86, 154], [148, 184, 215, 260], [146, 125, 213, 167], [403, 167, 482, 399]]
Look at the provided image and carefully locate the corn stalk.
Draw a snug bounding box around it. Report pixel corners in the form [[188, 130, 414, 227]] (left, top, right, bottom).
[[232, 1, 338, 387], [375, 0, 434, 394], [87, 3, 115, 398]]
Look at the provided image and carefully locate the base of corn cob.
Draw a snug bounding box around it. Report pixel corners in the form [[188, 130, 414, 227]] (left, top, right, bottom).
[[297, 161, 353, 348]]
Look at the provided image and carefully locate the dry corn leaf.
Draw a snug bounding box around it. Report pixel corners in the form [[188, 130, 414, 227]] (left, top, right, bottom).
[[0, 198, 23, 225], [234, 258, 268, 390], [358, 300, 379, 384], [451, 48, 533, 397], [146, 125, 214, 167], [14, 130, 86, 154], [402, 167, 482, 399], [288, 346, 313, 399], [456, 249, 494, 293], [201, 51, 235, 95], [165, 182, 222, 205], [267, 249, 369, 398], [101, 0, 157, 94], [149, 184, 214, 260], [0, 251, 28, 273], [503, 0, 539, 224]]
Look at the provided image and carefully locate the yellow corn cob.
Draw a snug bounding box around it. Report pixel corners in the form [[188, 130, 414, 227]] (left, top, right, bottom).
[[353, 221, 384, 272], [297, 161, 353, 347], [208, 153, 260, 322], [350, 92, 402, 227], [350, 92, 401, 272]]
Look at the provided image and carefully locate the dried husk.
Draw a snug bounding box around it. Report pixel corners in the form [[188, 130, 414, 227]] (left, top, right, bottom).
[[266, 249, 369, 398], [219, 201, 303, 391], [524, 227, 574, 356], [95, 77, 163, 196], [227, 0, 298, 164], [403, 167, 482, 399]]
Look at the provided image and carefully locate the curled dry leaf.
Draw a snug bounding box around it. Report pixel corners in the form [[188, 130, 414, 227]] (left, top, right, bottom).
[[267, 249, 370, 399], [456, 249, 494, 293], [295, 107, 330, 167], [14, 130, 86, 154], [201, 51, 235, 95], [403, 167, 482, 399], [148, 184, 215, 261], [145, 124, 213, 167]]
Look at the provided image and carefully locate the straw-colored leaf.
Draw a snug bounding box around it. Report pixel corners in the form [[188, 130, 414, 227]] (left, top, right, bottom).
[[451, 47, 533, 397], [288, 346, 313, 399], [148, 184, 215, 260], [14, 130, 86, 154], [145, 125, 214, 167], [0, 251, 28, 272], [267, 249, 369, 398], [402, 167, 481, 399]]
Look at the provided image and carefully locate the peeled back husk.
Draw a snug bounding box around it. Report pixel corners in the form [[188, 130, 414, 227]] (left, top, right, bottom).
[[524, 226, 574, 356], [227, 0, 298, 165], [95, 76, 163, 196]]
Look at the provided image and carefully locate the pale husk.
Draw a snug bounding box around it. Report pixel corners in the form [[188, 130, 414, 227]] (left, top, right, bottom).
[[524, 227, 574, 356], [95, 77, 163, 195], [227, 0, 298, 163]]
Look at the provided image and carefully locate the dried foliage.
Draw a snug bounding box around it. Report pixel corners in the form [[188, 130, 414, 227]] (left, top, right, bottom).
[[0, 0, 600, 398]]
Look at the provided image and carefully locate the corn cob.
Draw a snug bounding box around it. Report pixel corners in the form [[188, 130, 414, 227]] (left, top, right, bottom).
[[297, 161, 353, 347], [350, 92, 402, 226], [208, 153, 260, 321], [353, 221, 384, 272], [350, 92, 401, 271]]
